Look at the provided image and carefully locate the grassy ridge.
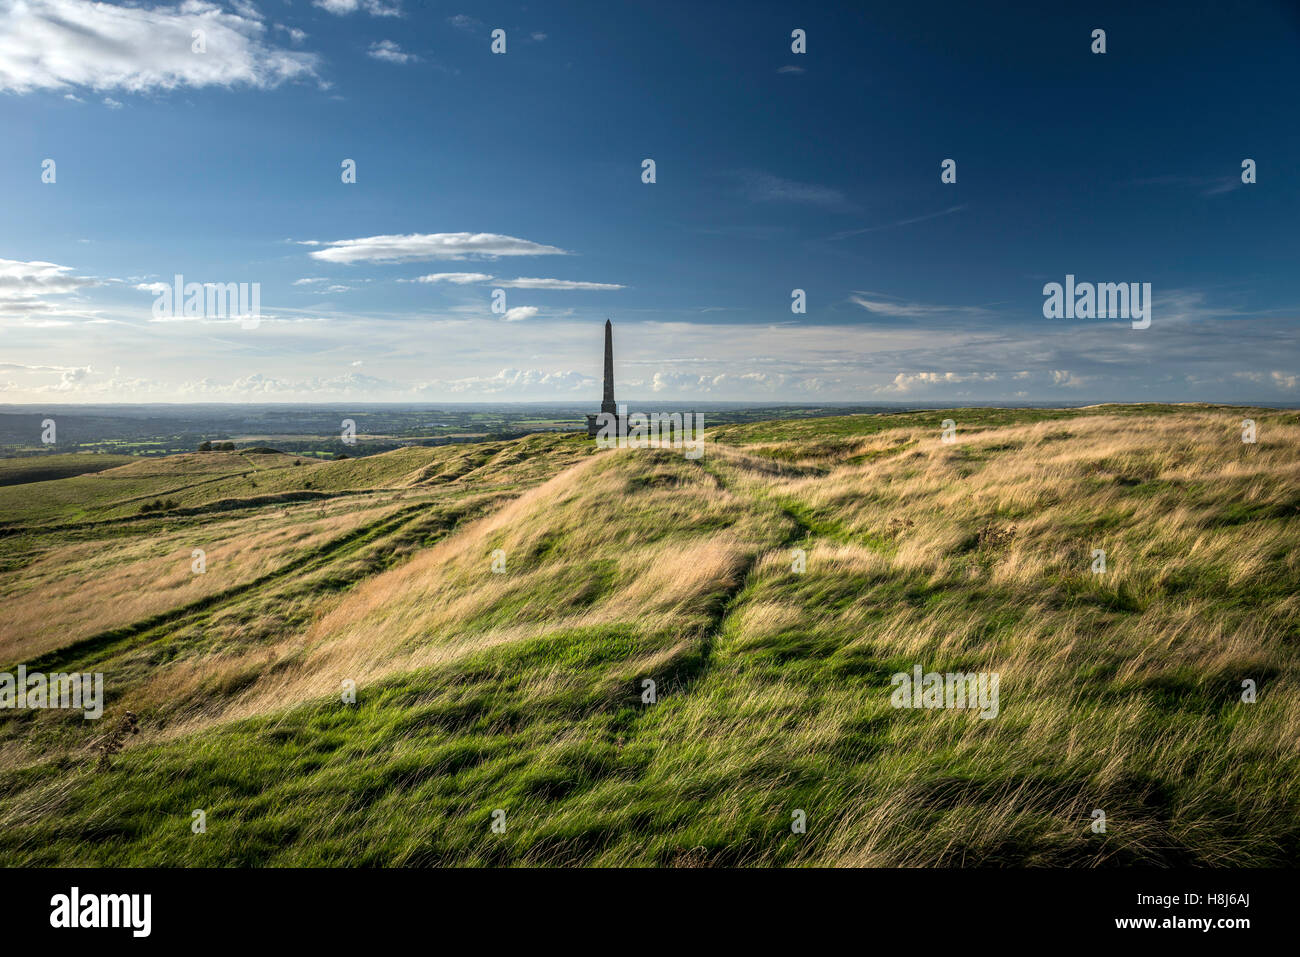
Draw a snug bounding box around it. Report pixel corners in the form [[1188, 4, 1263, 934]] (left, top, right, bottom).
[[0, 454, 138, 488], [0, 406, 1296, 866]]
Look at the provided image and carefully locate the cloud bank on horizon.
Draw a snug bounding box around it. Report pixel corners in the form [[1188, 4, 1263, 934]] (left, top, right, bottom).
[[1, 0, 1297, 403]]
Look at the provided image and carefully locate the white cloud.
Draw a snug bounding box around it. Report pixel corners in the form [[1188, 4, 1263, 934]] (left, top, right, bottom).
[[650, 371, 699, 393], [367, 40, 416, 63], [102, 96, 122, 109], [502, 306, 539, 322], [413, 272, 494, 284], [274, 24, 307, 43], [0, 258, 98, 319], [0, 0, 320, 94], [884, 371, 1000, 393], [0, 360, 84, 373], [0, 259, 93, 297], [0, 361, 93, 391], [55, 365, 91, 388], [313, 0, 401, 16], [404, 274, 621, 291], [1050, 369, 1086, 388], [493, 277, 625, 291], [649, 371, 798, 395], [426, 367, 592, 395], [307, 232, 568, 264]]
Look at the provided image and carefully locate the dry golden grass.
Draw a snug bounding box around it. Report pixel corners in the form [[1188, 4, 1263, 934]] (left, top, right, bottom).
[[153, 448, 763, 735], [0, 495, 407, 662], [0, 407, 1296, 866]]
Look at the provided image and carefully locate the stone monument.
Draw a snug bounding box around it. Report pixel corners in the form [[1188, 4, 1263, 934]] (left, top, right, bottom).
[[586, 318, 622, 437]]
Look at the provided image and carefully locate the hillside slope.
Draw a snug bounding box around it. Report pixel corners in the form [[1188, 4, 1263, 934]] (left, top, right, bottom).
[[0, 406, 1297, 866]]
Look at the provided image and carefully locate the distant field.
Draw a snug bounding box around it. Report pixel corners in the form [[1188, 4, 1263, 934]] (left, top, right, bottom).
[[0, 405, 1296, 866]]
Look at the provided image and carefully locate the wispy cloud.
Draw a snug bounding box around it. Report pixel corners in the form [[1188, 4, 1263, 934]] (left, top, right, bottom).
[[0, 258, 99, 321], [447, 13, 483, 32], [412, 272, 494, 284], [0, 361, 92, 391], [406, 274, 621, 290], [828, 204, 967, 240], [848, 291, 993, 319], [493, 278, 624, 290], [305, 233, 569, 264], [734, 170, 851, 210], [1129, 174, 1243, 198]]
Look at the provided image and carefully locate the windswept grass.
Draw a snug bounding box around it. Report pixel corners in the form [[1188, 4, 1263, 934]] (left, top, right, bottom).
[[0, 453, 136, 488], [0, 406, 1296, 866]]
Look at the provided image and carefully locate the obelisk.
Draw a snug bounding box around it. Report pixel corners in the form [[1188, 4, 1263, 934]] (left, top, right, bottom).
[[587, 318, 620, 437], [601, 318, 616, 416]]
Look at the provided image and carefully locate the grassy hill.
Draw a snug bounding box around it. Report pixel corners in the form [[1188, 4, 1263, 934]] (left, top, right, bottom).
[[0, 405, 1297, 866], [0, 453, 137, 488]]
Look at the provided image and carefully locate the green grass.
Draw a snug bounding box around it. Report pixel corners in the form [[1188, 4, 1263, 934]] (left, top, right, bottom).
[[0, 405, 1297, 866], [0, 453, 136, 488]]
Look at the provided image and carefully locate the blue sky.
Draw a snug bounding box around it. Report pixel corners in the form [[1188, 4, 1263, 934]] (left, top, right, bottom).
[[1, 0, 1297, 402]]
